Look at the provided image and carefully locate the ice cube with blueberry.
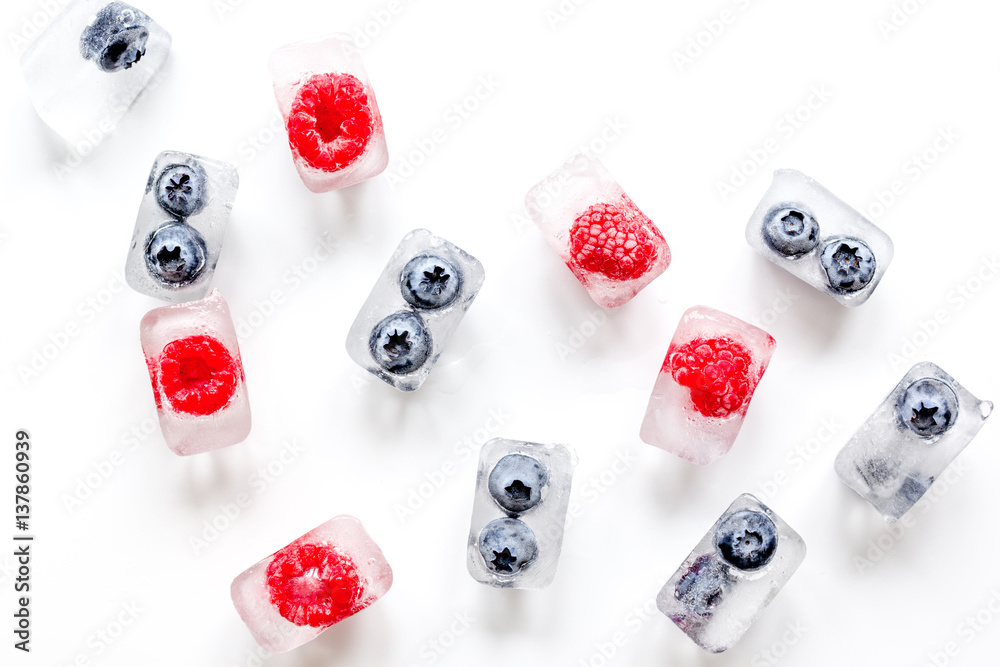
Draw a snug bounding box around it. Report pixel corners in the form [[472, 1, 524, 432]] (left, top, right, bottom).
[[524, 153, 670, 308], [20, 0, 171, 145], [269, 34, 388, 193], [467, 438, 577, 589], [640, 306, 775, 465], [657, 493, 806, 653], [834, 362, 992, 522], [346, 229, 484, 392], [125, 151, 239, 302], [231, 515, 392, 654], [140, 289, 250, 455], [745, 169, 894, 307]]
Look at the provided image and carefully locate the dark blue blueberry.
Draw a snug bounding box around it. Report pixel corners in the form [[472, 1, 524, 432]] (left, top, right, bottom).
[[820, 237, 876, 292], [79, 2, 151, 73], [369, 311, 431, 374], [144, 222, 207, 286], [156, 162, 208, 218], [400, 255, 461, 309], [897, 378, 959, 437], [674, 553, 729, 618], [763, 206, 820, 257], [488, 454, 548, 515], [478, 518, 537, 574], [714, 509, 778, 571]]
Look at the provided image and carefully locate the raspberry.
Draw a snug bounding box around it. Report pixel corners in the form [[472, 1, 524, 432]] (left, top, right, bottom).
[[266, 542, 364, 628], [287, 72, 374, 173], [157, 335, 239, 416], [568, 195, 664, 281], [666, 337, 758, 418]]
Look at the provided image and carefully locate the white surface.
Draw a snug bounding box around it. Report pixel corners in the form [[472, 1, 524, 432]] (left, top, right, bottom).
[[1, 1, 999, 665]]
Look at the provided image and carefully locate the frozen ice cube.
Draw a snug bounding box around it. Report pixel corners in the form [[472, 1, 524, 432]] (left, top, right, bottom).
[[125, 151, 239, 302], [834, 362, 992, 522], [231, 515, 392, 654], [745, 169, 894, 307], [20, 0, 171, 145], [640, 306, 775, 465], [268, 34, 388, 192], [139, 290, 250, 455], [657, 493, 806, 653], [466, 438, 577, 589], [524, 153, 670, 308], [346, 229, 484, 392]]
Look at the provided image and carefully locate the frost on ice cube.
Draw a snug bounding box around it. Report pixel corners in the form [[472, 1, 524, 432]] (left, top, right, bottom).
[[346, 229, 484, 392], [524, 153, 670, 308], [20, 0, 171, 144], [834, 362, 992, 522], [140, 290, 250, 455], [125, 151, 239, 302], [466, 438, 576, 590], [640, 306, 775, 465], [231, 515, 392, 654], [745, 169, 894, 307], [268, 33, 388, 192], [657, 494, 806, 653]]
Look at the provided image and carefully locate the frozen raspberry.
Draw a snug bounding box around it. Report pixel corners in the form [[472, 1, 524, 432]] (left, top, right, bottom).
[[568, 195, 664, 281], [157, 335, 239, 416], [666, 337, 759, 418], [266, 542, 364, 628], [287, 73, 374, 173]]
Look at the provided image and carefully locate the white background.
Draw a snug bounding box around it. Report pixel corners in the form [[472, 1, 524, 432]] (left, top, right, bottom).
[[2, 0, 1000, 665]]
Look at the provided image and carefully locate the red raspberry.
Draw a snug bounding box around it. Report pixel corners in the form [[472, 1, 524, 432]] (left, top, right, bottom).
[[568, 195, 664, 281], [666, 337, 759, 418], [266, 542, 364, 628], [157, 335, 239, 416], [287, 72, 375, 172]]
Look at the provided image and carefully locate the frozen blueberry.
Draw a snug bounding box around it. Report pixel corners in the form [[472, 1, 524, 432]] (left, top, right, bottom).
[[79, 2, 151, 73], [156, 163, 208, 218], [820, 237, 876, 292], [714, 509, 778, 571], [674, 553, 729, 618], [400, 255, 461, 309], [369, 311, 431, 375], [478, 518, 537, 575], [144, 222, 207, 286], [897, 378, 959, 437], [763, 206, 820, 257], [488, 454, 549, 515]]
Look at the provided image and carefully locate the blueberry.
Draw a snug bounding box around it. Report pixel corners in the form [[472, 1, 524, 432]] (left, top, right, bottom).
[[478, 518, 537, 575], [156, 162, 208, 218], [369, 311, 431, 374], [144, 222, 207, 286], [674, 553, 729, 618], [79, 2, 151, 73], [400, 255, 462, 309], [820, 237, 876, 292], [714, 509, 778, 571], [763, 206, 820, 257], [897, 378, 959, 437], [488, 454, 549, 514]]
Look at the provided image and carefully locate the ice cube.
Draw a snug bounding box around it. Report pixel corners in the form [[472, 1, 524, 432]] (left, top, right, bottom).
[[524, 153, 670, 308], [125, 151, 239, 302], [466, 438, 577, 589], [268, 34, 388, 192], [657, 493, 806, 653], [20, 1, 171, 144], [346, 229, 484, 392], [834, 362, 992, 522], [640, 306, 775, 465], [139, 290, 250, 455], [231, 515, 392, 654], [745, 169, 894, 307]]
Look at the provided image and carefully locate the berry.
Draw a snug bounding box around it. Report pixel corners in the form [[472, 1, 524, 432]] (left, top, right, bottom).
[[266, 542, 364, 628], [714, 509, 778, 571], [667, 337, 758, 418], [488, 454, 549, 515], [674, 553, 729, 618], [762, 206, 820, 257], [478, 518, 537, 575], [144, 222, 207, 286], [156, 162, 208, 218], [368, 311, 431, 374], [400, 255, 461, 310], [157, 335, 239, 416], [568, 195, 664, 281], [79, 2, 150, 73], [820, 237, 876, 292], [897, 378, 959, 437], [287, 73, 375, 173]]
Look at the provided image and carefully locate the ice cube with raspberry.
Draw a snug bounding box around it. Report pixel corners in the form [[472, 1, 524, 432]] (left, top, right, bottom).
[[231, 515, 392, 654], [834, 362, 992, 522], [524, 153, 670, 308], [139, 290, 250, 455], [640, 306, 775, 465], [269, 34, 388, 193]]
